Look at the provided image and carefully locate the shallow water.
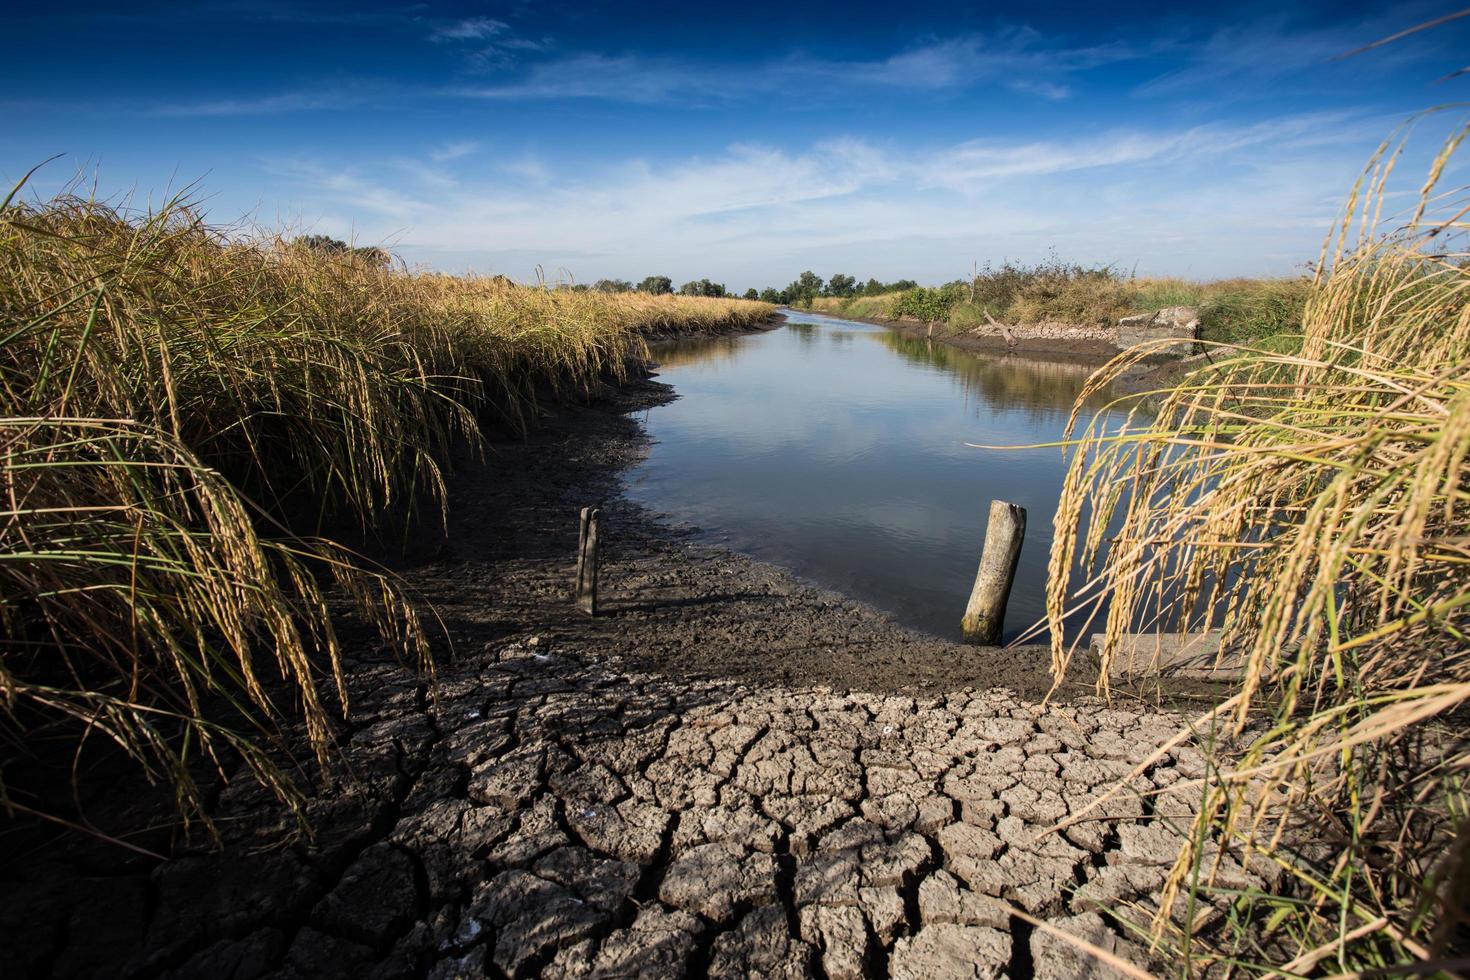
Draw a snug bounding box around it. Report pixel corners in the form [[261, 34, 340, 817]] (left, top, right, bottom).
[[625, 309, 1122, 643]]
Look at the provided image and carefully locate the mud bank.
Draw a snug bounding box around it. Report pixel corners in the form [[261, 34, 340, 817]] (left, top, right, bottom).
[[398, 375, 1090, 700], [0, 342, 1233, 978]]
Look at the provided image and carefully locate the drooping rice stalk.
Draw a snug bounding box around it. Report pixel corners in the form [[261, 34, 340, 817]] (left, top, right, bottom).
[[1045, 122, 1470, 972], [0, 177, 773, 838], [0, 417, 431, 835]]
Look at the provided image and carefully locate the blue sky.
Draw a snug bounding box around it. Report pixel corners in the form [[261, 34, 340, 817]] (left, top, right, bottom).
[[5, 1, 1468, 288]]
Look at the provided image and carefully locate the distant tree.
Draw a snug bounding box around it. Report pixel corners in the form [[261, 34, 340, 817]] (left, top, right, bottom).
[[743, 287, 759, 300], [759, 287, 781, 303], [638, 275, 674, 295], [679, 279, 727, 298], [783, 271, 824, 307], [293, 234, 390, 267], [825, 273, 857, 297], [593, 278, 634, 293], [295, 234, 349, 253]]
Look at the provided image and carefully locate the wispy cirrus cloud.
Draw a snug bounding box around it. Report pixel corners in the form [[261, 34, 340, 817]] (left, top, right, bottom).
[[429, 16, 508, 42], [455, 30, 1143, 104], [919, 111, 1370, 189], [429, 140, 479, 163], [11, 28, 1142, 118], [1133, 8, 1463, 97], [148, 89, 379, 117]]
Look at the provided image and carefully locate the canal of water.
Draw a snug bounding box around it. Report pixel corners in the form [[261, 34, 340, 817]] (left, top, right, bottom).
[[625, 309, 1123, 643]]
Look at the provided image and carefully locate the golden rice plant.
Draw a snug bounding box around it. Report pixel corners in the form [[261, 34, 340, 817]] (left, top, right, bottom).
[[0, 175, 772, 839], [1045, 122, 1470, 974], [0, 417, 427, 839]]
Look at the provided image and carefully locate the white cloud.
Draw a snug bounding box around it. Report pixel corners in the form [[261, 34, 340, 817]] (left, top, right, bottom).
[[261, 109, 1401, 286], [430, 140, 480, 163], [456, 31, 1143, 104], [1006, 79, 1071, 100], [150, 90, 371, 117], [430, 17, 509, 42]]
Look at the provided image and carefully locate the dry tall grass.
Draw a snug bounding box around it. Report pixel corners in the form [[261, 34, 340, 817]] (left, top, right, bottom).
[[0, 181, 772, 838], [1045, 125, 1470, 973]]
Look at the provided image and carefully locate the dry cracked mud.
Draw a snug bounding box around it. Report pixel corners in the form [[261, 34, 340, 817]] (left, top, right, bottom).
[[1, 357, 1241, 978], [3, 638, 1251, 979]]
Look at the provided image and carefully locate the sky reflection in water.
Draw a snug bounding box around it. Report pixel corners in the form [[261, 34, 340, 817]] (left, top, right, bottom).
[[625, 310, 1121, 642]]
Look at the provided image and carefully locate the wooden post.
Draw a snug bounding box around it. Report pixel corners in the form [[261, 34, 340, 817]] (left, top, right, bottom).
[[575, 507, 601, 615], [962, 500, 1026, 644]]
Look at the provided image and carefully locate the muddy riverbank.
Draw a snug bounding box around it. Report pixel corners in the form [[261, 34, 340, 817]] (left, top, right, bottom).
[[418, 374, 1086, 699], [0, 334, 1232, 978]]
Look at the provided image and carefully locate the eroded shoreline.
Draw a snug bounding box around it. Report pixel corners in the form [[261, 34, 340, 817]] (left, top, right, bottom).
[[0, 348, 1233, 979]]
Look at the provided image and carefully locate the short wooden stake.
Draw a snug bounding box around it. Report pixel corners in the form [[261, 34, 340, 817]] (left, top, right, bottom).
[[575, 507, 601, 616], [962, 500, 1026, 645]]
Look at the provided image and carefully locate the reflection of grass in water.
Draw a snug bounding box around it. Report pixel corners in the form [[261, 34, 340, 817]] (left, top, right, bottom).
[[649, 335, 745, 369], [876, 331, 1113, 416], [652, 322, 829, 370]]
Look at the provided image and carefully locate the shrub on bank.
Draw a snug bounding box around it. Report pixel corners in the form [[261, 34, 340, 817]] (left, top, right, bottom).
[[892, 282, 967, 321], [0, 184, 773, 835], [1195, 277, 1312, 343]]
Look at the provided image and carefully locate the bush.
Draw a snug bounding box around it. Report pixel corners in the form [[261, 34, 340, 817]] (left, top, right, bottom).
[[1130, 277, 1207, 310], [1197, 278, 1311, 343], [893, 282, 966, 321]]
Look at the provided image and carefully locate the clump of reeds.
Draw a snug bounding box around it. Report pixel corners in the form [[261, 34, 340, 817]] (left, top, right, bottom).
[[0, 177, 772, 838], [1044, 124, 1470, 973]]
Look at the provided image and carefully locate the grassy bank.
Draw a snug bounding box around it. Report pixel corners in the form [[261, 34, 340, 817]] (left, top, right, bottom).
[[810, 267, 1311, 346], [0, 184, 773, 835], [1045, 127, 1469, 972]]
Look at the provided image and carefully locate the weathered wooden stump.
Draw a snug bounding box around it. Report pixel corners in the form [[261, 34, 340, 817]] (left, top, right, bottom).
[[575, 506, 601, 616], [962, 500, 1026, 644]]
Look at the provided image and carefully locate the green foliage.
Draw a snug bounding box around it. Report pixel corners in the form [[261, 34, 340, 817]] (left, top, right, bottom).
[[1196, 278, 1311, 343], [783, 270, 825, 307], [778, 258, 1308, 342], [679, 278, 727, 298], [593, 278, 634, 293], [855, 277, 917, 297], [1130, 277, 1206, 309], [893, 282, 966, 321], [757, 274, 916, 307], [958, 256, 1129, 326], [825, 272, 856, 297], [743, 287, 759, 300], [638, 275, 673, 295]]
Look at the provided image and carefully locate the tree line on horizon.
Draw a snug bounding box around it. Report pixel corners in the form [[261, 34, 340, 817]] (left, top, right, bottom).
[[287, 240, 915, 307], [556, 272, 920, 305]]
